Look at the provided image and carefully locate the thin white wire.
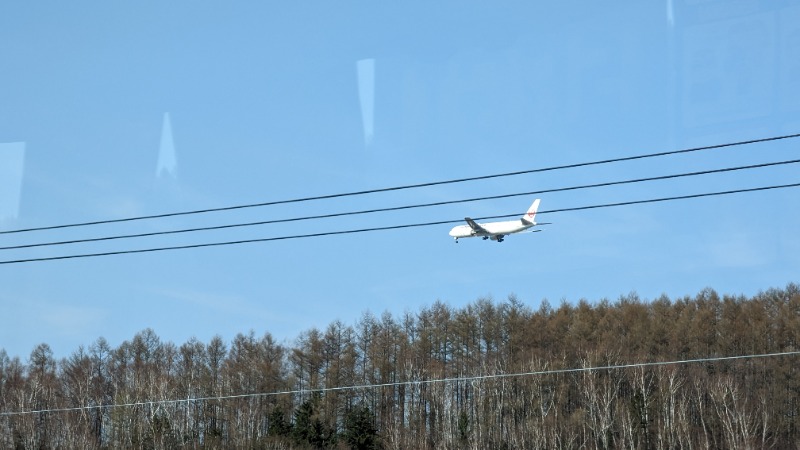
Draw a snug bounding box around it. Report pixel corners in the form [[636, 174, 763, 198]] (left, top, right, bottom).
[[1, 350, 798, 417]]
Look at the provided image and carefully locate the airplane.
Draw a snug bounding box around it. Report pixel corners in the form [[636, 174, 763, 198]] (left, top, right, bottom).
[[449, 199, 541, 243]]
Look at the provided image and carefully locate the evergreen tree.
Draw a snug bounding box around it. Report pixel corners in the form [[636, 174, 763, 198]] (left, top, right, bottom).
[[344, 405, 380, 450], [292, 400, 315, 445], [458, 410, 469, 444], [268, 405, 292, 437], [293, 399, 336, 448]]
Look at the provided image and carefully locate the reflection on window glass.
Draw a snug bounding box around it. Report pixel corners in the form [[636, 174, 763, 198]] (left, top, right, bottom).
[[0, 142, 25, 224]]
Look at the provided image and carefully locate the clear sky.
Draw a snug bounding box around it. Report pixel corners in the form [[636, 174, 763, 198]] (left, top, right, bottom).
[[1, 1, 799, 359]]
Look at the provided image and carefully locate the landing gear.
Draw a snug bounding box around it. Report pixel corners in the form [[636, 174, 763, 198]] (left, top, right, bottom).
[[496, 236, 505, 243], [482, 236, 489, 240]]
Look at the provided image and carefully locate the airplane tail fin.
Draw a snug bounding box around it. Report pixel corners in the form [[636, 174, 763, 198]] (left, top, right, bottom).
[[521, 199, 540, 225]]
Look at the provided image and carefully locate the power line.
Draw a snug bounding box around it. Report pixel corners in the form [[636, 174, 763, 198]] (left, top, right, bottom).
[[1, 181, 797, 265], [2, 132, 798, 236], [2, 158, 798, 252], [1, 350, 798, 417]]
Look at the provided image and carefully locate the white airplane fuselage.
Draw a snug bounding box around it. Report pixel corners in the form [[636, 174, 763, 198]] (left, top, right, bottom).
[[449, 199, 541, 243], [449, 219, 533, 241]]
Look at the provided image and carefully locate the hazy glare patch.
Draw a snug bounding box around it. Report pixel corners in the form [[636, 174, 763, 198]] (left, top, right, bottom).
[[157, 113, 177, 178], [357, 59, 376, 147], [0, 142, 25, 223], [42, 304, 107, 337], [666, 0, 674, 27], [681, 12, 774, 128], [151, 287, 273, 321], [706, 231, 770, 269]]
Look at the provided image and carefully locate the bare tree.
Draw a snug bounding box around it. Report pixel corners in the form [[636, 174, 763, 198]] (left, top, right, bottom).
[[579, 352, 622, 450]]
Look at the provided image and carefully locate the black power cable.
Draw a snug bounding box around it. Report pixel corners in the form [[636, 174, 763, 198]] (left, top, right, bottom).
[[2, 158, 798, 252], [1, 182, 797, 265], [1, 133, 798, 236]]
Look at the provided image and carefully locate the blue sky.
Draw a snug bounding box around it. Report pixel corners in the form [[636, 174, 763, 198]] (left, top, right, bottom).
[[1, 1, 799, 358]]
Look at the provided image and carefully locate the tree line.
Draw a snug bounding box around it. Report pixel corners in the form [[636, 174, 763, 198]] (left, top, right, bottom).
[[1, 283, 799, 449]]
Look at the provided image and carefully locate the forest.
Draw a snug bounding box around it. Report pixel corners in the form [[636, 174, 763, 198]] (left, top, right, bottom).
[[1, 283, 799, 449]]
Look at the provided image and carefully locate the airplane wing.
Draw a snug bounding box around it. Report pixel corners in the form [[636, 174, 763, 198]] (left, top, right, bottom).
[[464, 217, 488, 234]]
